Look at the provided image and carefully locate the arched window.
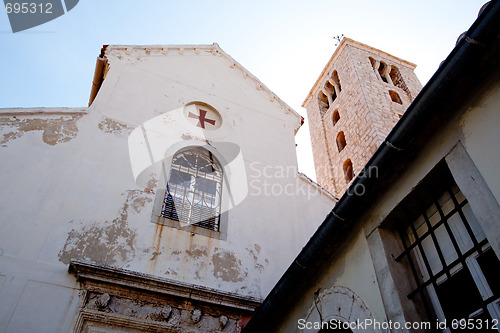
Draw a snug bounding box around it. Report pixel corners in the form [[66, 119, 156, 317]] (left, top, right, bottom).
[[343, 159, 354, 183], [318, 90, 330, 115], [389, 66, 403, 89], [378, 61, 389, 83], [390, 65, 412, 99], [389, 90, 402, 104], [369, 56, 377, 69], [324, 81, 337, 104], [332, 109, 340, 126], [331, 70, 342, 93], [161, 146, 223, 231], [370, 58, 411, 95], [336, 131, 346, 152]]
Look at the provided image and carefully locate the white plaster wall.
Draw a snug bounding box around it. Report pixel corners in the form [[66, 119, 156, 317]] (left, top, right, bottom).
[[0, 46, 334, 332], [277, 229, 387, 333], [461, 78, 500, 206]]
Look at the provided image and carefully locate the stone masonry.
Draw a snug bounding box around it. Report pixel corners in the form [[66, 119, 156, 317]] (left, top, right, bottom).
[[303, 38, 422, 198]]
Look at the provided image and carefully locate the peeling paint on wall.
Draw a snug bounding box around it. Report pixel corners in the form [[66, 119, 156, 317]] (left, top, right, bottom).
[[1, 131, 22, 145], [98, 116, 134, 136], [0, 114, 84, 146], [145, 174, 158, 194], [131, 196, 152, 214], [212, 248, 247, 282], [246, 244, 267, 273], [181, 133, 207, 142], [186, 246, 208, 259], [157, 244, 210, 281], [149, 251, 161, 261], [58, 190, 151, 265]]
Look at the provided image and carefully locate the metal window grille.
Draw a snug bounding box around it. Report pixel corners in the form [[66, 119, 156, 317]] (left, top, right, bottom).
[[396, 185, 500, 330], [160, 147, 222, 231]]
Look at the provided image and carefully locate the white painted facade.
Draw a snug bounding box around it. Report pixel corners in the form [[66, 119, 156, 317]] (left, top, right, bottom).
[[0, 44, 335, 332]]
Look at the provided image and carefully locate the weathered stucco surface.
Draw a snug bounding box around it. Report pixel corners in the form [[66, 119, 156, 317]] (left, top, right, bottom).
[[98, 116, 134, 136], [58, 190, 152, 265], [212, 247, 247, 283], [0, 113, 84, 146]]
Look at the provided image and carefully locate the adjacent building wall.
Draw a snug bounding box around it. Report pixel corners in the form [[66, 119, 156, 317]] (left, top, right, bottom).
[[275, 52, 500, 333]]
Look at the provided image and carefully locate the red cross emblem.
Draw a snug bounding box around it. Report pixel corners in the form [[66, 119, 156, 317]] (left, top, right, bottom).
[[188, 109, 216, 129]]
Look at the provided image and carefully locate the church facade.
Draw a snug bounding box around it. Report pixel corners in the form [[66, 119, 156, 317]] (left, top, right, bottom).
[[0, 44, 335, 332]]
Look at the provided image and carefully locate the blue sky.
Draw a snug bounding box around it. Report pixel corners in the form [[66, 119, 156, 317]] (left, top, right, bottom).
[[0, 0, 487, 179]]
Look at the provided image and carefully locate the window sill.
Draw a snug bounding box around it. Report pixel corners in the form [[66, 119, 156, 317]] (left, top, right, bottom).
[[151, 215, 223, 239]]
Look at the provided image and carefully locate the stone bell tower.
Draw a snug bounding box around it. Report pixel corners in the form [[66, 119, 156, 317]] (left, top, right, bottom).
[[303, 38, 422, 198]]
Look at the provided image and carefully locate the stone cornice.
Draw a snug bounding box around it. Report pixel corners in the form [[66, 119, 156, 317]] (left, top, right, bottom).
[[69, 259, 262, 312], [0, 107, 87, 116]]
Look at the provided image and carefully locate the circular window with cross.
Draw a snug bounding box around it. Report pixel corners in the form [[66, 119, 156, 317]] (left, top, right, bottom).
[[184, 102, 222, 130]]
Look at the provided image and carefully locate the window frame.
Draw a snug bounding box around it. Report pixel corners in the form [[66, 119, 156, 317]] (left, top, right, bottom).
[[160, 146, 223, 231], [151, 144, 229, 239], [318, 90, 330, 116], [332, 109, 340, 126], [389, 90, 403, 104], [336, 132, 347, 153], [366, 143, 500, 329], [395, 183, 500, 328], [343, 158, 353, 183]]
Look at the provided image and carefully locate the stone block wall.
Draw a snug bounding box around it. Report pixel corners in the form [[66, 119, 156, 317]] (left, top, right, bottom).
[[304, 38, 422, 198]]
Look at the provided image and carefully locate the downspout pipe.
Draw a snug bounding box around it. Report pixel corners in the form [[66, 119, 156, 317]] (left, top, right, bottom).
[[243, 1, 500, 332], [88, 45, 108, 107]]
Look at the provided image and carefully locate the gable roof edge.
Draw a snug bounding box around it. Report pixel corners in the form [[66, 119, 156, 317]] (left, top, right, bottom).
[[211, 43, 304, 133], [102, 44, 304, 134]]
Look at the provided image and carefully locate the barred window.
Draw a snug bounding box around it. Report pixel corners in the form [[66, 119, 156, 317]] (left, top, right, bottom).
[[397, 184, 500, 330], [161, 147, 223, 231]]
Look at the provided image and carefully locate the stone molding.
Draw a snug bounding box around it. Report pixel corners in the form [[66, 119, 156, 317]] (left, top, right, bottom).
[[69, 259, 262, 312], [73, 308, 177, 333], [0, 107, 87, 116]]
